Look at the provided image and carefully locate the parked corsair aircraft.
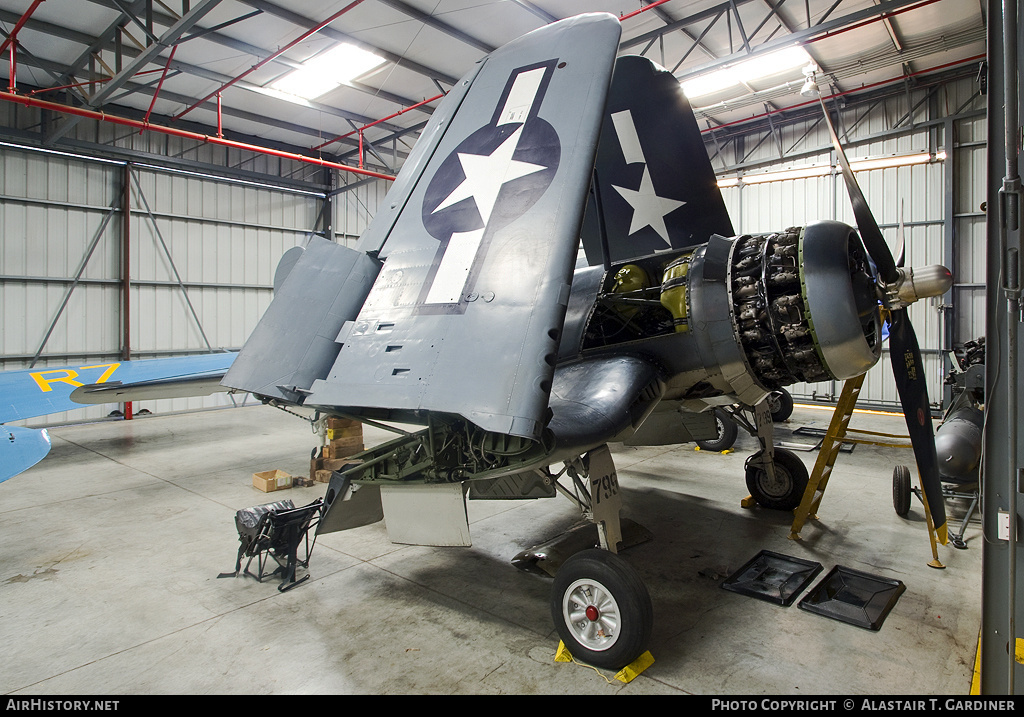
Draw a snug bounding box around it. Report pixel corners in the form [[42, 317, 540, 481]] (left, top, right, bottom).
[[218, 14, 953, 670]]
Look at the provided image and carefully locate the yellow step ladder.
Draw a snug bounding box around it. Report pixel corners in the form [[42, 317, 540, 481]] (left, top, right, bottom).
[[787, 373, 944, 567], [789, 374, 865, 540]]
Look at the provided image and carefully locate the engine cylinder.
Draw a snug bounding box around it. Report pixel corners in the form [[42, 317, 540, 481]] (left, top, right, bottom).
[[721, 221, 882, 391]]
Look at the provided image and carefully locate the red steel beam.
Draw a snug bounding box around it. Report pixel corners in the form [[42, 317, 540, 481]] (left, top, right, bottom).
[[620, 0, 674, 23], [28, 68, 166, 96], [142, 45, 177, 128], [311, 92, 444, 152], [121, 164, 132, 421], [0, 89, 396, 181], [0, 0, 46, 58]]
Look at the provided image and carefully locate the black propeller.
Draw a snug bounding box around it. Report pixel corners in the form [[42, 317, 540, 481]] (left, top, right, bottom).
[[896, 202, 906, 269], [818, 96, 949, 546]]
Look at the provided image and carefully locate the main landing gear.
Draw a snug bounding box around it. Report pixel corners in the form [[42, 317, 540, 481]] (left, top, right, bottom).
[[695, 388, 795, 454], [735, 396, 809, 511], [522, 445, 654, 671], [552, 549, 653, 670], [708, 389, 802, 512], [696, 408, 739, 451], [745, 447, 808, 511]]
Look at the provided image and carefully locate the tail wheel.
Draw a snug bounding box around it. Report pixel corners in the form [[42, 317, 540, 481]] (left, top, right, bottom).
[[551, 549, 653, 671], [744, 447, 809, 511], [696, 409, 739, 451], [893, 465, 912, 517]]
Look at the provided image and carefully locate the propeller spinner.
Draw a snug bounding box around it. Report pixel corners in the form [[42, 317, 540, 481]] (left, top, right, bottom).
[[817, 93, 953, 545]]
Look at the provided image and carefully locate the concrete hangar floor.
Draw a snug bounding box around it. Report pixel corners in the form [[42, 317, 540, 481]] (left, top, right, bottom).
[[1, 401, 980, 695]]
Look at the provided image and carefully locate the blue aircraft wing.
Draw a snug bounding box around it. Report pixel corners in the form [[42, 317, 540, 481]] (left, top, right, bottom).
[[0, 352, 237, 483], [2, 426, 52, 481]]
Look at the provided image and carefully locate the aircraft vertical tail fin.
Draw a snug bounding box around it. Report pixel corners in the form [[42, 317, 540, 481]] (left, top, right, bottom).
[[581, 55, 733, 266]]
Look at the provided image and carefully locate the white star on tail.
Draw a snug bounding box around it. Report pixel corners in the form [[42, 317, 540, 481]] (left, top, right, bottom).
[[612, 166, 685, 246], [432, 126, 546, 225]]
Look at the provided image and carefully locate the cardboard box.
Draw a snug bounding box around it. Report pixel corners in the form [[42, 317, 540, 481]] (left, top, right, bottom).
[[252, 469, 293, 492], [314, 469, 334, 484]]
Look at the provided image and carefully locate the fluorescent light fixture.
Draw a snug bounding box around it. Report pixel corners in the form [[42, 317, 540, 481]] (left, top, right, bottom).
[[681, 45, 812, 99], [270, 43, 386, 100], [742, 164, 831, 184], [0, 140, 126, 166], [735, 46, 811, 83], [718, 151, 945, 186], [132, 162, 325, 197], [849, 152, 933, 172]]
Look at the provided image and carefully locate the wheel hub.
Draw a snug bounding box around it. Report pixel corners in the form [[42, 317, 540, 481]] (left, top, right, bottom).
[[563, 578, 620, 651], [759, 464, 791, 497]]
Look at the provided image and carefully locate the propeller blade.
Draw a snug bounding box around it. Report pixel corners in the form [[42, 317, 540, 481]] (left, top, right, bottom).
[[888, 307, 948, 545], [818, 97, 899, 285], [896, 201, 906, 268]]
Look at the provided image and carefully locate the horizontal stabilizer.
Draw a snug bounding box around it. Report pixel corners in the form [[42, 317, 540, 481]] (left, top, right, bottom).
[[71, 374, 229, 403]]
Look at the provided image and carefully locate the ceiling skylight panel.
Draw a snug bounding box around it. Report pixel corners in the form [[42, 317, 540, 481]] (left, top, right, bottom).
[[270, 43, 386, 100], [681, 45, 813, 99]]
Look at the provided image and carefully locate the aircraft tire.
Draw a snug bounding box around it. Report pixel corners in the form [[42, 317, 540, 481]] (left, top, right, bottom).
[[893, 465, 912, 517], [768, 389, 794, 422], [744, 448, 808, 511], [551, 548, 652, 671], [696, 410, 738, 452]]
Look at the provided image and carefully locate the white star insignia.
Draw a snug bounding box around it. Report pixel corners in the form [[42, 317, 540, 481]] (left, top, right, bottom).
[[612, 166, 685, 246], [433, 126, 546, 226]]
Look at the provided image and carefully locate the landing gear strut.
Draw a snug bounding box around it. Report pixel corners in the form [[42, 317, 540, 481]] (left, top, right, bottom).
[[541, 446, 654, 670], [738, 398, 809, 511]]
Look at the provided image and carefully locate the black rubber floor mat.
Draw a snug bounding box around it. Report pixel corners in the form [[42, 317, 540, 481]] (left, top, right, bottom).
[[798, 565, 906, 630], [721, 550, 824, 606]]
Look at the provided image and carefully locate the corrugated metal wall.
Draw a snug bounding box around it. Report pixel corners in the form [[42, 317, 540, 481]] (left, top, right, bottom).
[[0, 138, 390, 428], [334, 172, 392, 247], [713, 76, 985, 411]]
